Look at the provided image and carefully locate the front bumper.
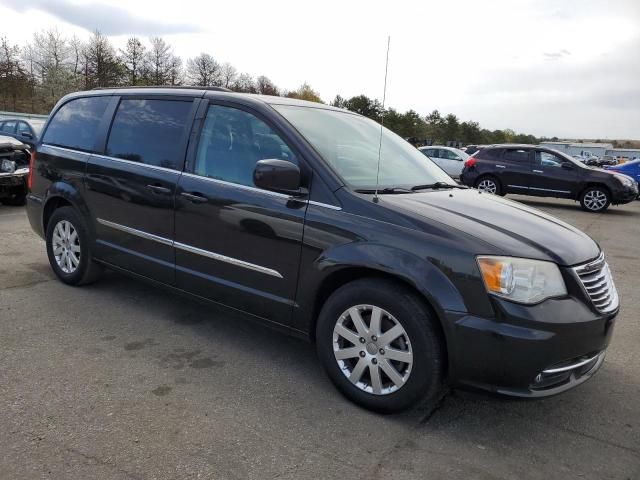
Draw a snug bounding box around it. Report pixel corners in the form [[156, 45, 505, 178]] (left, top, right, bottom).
[[611, 184, 638, 204], [443, 295, 617, 398], [0, 169, 28, 197]]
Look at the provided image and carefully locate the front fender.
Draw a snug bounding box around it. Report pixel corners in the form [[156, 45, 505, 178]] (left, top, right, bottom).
[[294, 241, 469, 341], [319, 242, 467, 314]]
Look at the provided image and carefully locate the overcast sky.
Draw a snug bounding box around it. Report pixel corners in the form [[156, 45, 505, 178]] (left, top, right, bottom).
[[1, 0, 639, 139]]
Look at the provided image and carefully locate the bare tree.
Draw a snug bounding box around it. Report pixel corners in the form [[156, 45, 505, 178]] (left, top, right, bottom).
[[0, 37, 26, 110], [120, 37, 146, 86], [220, 62, 237, 88], [82, 31, 121, 89], [186, 53, 221, 86], [231, 72, 256, 93], [147, 37, 175, 85], [256, 75, 279, 96]]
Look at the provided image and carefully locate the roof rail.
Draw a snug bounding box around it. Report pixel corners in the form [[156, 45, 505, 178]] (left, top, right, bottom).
[[91, 85, 233, 92]]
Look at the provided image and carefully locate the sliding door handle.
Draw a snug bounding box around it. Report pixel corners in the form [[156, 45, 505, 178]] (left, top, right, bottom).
[[146, 184, 172, 195], [180, 192, 208, 204]]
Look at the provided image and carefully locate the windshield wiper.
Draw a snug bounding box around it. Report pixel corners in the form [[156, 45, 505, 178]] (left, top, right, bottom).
[[354, 187, 414, 194], [410, 182, 468, 191]]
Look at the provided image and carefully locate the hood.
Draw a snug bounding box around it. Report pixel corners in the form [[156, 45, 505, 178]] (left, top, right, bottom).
[[380, 189, 599, 266]]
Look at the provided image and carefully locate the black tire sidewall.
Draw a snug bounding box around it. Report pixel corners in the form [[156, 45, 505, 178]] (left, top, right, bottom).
[[316, 279, 444, 413], [45, 207, 94, 285], [580, 187, 610, 212]]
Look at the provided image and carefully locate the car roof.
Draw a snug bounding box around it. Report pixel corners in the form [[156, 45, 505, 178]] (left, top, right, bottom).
[[483, 143, 537, 149], [61, 87, 351, 114], [418, 146, 460, 150]]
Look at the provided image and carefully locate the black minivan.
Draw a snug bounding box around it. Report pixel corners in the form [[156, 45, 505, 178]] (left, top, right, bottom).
[[27, 88, 619, 412]]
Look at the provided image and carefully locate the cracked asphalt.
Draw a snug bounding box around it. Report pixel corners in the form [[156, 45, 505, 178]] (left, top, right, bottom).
[[1, 196, 639, 479]]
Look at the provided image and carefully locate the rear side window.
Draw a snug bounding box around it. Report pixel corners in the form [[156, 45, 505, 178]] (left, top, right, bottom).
[[43, 96, 110, 152], [1, 121, 16, 133], [106, 99, 192, 170], [503, 149, 530, 162]]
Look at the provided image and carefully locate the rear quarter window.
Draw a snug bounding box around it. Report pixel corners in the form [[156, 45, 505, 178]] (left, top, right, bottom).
[[43, 96, 110, 152]]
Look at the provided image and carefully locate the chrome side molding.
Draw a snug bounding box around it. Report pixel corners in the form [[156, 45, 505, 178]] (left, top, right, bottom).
[[96, 218, 283, 278]]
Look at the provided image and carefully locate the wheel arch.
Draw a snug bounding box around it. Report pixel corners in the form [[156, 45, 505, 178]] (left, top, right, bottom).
[[42, 182, 92, 235], [300, 243, 469, 375]]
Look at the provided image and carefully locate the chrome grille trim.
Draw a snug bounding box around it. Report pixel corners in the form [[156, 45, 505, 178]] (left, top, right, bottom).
[[573, 253, 619, 313]]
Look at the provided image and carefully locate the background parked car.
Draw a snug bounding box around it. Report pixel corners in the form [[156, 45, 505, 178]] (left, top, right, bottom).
[[599, 155, 619, 167], [604, 159, 640, 197], [460, 144, 638, 212], [418, 146, 469, 179], [0, 119, 42, 148], [0, 135, 31, 206]]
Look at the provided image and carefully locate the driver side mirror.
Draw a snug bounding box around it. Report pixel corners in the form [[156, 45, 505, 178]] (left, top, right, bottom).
[[253, 159, 304, 196], [20, 132, 33, 139], [561, 162, 574, 170]]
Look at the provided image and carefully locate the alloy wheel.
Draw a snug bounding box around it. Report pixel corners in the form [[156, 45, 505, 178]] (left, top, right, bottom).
[[332, 304, 413, 395], [477, 179, 497, 194], [583, 190, 608, 211], [52, 220, 81, 274]]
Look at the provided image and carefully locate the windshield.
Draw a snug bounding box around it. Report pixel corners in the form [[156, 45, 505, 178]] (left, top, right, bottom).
[[547, 148, 589, 168], [273, 105, 454, 190]]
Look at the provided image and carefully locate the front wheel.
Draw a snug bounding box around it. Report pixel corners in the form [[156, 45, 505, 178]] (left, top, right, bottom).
[[580, 187, 610, 213], [316, 278, 445, 413], [46, 206, 103, 285]]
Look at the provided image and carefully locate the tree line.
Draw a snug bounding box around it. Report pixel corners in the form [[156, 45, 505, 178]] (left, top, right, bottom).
[[1, 29, 539, 145]]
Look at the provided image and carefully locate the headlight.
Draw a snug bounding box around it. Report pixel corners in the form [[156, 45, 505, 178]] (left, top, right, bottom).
[[477, 256, 567, 304], [614, 174, 634, 187], [1, 159, 15, 173]]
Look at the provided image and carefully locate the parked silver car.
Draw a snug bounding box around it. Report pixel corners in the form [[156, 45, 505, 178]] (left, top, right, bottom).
[[418, 146, 469, 179]]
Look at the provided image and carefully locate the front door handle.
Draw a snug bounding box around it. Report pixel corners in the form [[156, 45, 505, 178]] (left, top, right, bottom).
[[533, 169, 543, 173], [147, 184, 172, 195], [495, 164, 506, 168], [180, 192, 208, 204]]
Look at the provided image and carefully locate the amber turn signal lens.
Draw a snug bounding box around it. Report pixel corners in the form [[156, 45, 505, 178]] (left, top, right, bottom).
[[477, 257, 505, 293]]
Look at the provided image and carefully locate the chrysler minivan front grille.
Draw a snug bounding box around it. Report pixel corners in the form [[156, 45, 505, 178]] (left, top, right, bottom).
[[574, 253, 619, 313]]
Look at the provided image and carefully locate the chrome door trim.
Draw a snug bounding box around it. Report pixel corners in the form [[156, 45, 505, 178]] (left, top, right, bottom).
[[529, 187, 571, 194], [507, 185, 529, 189], [96, 218, 173, 246], [91, 153, 180, 175], [180, 172, 291, 199], [307, 200, 342, 211], [174, 242, 283, 278], [40, 144, 91, 157], [96, 218, 283, 278], [180, 172, 342, 210]]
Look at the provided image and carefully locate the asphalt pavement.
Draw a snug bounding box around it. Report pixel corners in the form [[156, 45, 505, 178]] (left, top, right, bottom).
[[1, 196, 638, 480]]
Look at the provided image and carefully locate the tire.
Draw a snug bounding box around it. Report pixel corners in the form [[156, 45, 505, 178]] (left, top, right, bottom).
[[475, 175, 502, 196], [580, 186, 610, 213], [45, 206, 103, 285], [316, 278, 445, 413]]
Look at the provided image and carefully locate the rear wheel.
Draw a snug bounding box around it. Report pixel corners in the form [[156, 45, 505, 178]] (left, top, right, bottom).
[[475, 176, 502, 196], [316, 278, 445, 413], [46, 206, 103, 285], [580, 186, 610, 213]]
